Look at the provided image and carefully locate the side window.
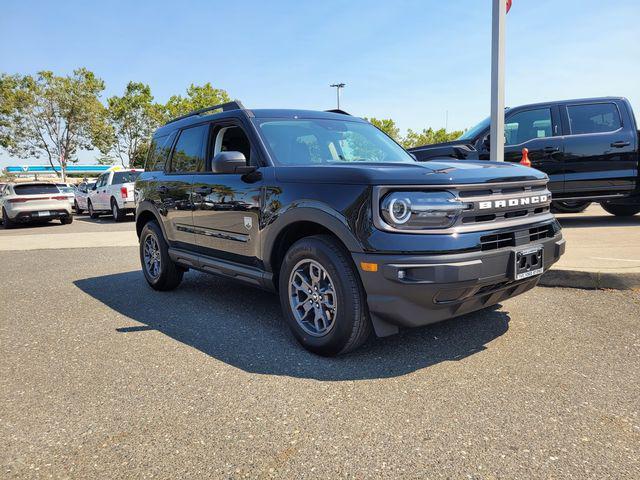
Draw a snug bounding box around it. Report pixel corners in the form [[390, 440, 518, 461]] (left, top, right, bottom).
[[170, 125, 208, 173], [95, 175, 105, 188], [211, 125, 252, 165], [146, 131, 177, 171], [567, 103, 622, 135], [504, 108, 553, 145]]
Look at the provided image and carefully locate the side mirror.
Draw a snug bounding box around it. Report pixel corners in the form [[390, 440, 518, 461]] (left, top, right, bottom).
[[91, 184, 97, 190], [211, 151, 255, 174]]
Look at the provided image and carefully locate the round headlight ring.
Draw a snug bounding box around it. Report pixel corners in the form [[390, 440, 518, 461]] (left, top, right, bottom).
[[388, 197, 411, 224]]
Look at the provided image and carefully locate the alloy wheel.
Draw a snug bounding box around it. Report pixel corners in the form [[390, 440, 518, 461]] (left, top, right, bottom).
[[143, 233, 162, 279], [288, 259, 338, 337]]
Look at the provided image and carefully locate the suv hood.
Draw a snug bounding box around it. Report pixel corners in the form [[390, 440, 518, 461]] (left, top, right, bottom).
[[274, 160, 547, 185]]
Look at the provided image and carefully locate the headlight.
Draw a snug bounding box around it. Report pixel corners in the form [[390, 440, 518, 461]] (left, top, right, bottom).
[[380, 191, 471, 230]]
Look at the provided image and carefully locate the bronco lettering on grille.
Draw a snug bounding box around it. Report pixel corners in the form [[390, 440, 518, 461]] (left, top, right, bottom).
[[478, 195, 549, 210]]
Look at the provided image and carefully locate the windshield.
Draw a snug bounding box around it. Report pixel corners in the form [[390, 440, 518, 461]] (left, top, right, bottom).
[[458, 116, 491, 141], [255, 119, 415, 165]]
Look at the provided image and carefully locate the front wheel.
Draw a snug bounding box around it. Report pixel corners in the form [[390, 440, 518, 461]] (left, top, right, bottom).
[[601, 202, 640, 217], [278, 235, 372, 356], [139, 220, 183, 291], [88, 201, 99, 219], [74, 200, 84, 215], [551, 200, 591, 214]]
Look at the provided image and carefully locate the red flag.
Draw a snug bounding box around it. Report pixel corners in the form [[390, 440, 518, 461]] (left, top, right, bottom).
[[506, 0, 513, 13]]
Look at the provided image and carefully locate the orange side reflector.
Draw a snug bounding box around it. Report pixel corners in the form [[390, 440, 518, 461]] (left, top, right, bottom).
[[360, 262, 378, 272]]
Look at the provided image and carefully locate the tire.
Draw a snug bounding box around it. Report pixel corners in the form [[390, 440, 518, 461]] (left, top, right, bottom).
[[60, 214, 73, 225], [88, 201, 99, 219], [74, 200, 84, 215], [278, 234, 372, 356], [551, 200, 591, 214], [111, 198, 125, 222], [1, 207, 15, 229], [139, 220, 184, 291], [601, 202, 640, 217]]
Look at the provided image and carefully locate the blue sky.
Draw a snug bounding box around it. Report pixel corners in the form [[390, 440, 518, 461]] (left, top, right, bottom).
[[1, 0, 639, 167]]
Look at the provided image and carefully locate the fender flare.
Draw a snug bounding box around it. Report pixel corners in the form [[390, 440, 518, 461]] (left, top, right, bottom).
[[261, 205, 363, 272], [135, 201, 169, 239]]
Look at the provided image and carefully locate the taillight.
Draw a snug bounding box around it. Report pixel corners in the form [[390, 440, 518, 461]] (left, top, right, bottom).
[[8, 198, 29, 203], [51, 196, 68, 200], [120, 186, 128, 199]]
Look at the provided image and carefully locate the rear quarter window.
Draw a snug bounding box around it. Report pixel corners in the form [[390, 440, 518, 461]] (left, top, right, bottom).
[[112, 171, 142, 184], [13, 184, 60, 195], [146, 131, 177, 171]]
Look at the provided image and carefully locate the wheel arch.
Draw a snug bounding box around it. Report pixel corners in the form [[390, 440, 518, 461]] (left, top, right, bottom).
[[135, 203, 168, 239]]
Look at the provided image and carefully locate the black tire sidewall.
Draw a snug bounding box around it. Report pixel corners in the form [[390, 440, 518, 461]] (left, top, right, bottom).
[[278, 237, 365, 356], [601, 202, 640, 217], [111, 199, 122, 222]]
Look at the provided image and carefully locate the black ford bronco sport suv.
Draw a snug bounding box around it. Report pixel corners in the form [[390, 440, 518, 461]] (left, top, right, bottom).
[[135, 101, 565, 356]]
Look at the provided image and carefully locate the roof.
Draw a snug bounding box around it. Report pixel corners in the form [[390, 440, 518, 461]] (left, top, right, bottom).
[[154, 106, 365, 136], [510, 96, 629, 111]]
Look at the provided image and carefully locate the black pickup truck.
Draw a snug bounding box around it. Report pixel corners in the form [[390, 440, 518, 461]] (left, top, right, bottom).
[[409, 97, 640, 216]]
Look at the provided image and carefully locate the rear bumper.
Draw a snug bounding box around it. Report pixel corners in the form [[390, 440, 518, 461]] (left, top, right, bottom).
[[5, 203, 72, 221], [352, 233, 565, 336], [11, 209, 71, 222]]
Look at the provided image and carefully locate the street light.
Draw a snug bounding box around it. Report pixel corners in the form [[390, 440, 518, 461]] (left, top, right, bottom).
[[330, 83, 346, 110]]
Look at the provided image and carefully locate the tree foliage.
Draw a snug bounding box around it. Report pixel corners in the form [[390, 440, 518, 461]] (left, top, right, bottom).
[[364, 117, 401, 140], [0, 68, 110, 180], [164, 83, 231, 120], [402, 127, 463, 149], [107, 81, 164, 167]]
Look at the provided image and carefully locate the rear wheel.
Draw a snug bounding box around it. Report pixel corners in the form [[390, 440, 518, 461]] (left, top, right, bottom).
[[601, 202, 640, 217], [111, 198, 125, 222], [551, 200, 591, 214], [60, 215, 73, 225], [278, 234, 371, 356], [88, 201, 99, 219], [1, 208, 15, 229], [74, 200, 84, 215], [139, 220, 184, 291]]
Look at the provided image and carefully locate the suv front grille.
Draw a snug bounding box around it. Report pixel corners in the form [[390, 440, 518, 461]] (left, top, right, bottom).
[[480, 224, 556, 251]]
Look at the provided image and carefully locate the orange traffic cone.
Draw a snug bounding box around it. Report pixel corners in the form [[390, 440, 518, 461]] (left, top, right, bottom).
[[520, 148, 531, 167]]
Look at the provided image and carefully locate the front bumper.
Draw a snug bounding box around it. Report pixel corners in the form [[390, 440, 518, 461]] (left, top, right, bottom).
[[353, 233, 565, 336]]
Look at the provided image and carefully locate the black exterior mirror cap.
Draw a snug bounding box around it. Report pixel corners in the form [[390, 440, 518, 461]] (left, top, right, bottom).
[[211, 151, 255, 174]]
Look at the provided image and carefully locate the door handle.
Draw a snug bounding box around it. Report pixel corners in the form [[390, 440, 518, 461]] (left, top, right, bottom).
[[610, 141, 630, 148], [156, 186, 168, 194], [194, 186, 212, 195], [543, 146, 560, 153]]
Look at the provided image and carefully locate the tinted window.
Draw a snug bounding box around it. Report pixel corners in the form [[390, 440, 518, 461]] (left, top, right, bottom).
[[112, 171, 142, 184], [170, 125, 208, 172], [256, 119, 414, 165], [146, 131, 177, 171], [504, 108, 552, 145], [14, 184, 60, 195], [567, 103, 621, 135]]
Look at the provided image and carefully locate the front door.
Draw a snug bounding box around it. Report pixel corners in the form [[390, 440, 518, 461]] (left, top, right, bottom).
[[502, 106, 565, 195], [191, 122, 263, 267], [561, 101, 637, 196]]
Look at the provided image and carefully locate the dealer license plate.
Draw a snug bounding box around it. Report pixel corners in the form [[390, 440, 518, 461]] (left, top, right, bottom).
[[514, 246, 544, 280]]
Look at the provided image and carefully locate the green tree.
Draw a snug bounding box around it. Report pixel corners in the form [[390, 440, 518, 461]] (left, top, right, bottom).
[[107, 82, 164, 167], [0, 68, 111, 181], [364, 117, 401, 140], [401, 127, 463, 149], [164, 83, 231, 120]]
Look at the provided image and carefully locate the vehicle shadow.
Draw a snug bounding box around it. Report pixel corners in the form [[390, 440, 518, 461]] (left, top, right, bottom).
[[74, 214, 135, 224], [556, 214, 640, 228], [74, 270, 511, 381]]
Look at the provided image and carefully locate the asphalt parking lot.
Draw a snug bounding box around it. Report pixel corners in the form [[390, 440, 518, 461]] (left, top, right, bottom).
[[1, 218, 639, 479]]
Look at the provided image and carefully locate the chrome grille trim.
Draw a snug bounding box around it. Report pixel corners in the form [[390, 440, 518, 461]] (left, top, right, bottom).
[[373, 180, 554, 234]]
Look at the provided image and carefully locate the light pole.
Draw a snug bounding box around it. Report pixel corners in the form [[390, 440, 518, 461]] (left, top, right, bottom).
[[490, 0, 510, 161], [330, 83, 346, 110]]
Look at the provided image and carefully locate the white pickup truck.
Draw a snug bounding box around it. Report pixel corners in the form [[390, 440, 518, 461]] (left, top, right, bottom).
[[87, 169, 143, 221]]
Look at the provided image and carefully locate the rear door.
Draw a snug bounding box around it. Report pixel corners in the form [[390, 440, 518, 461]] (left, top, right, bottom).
[[191, 119, 264, 266], [503, 105, 565, 194], [158, 123, 209, 247], [561, 100, 637, 196]]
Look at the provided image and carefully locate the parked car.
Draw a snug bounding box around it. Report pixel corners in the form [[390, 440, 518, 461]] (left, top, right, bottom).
[[55, 182, 76, 210], [87, 168, 143, 221], [74, 180, 96, 214], [0, 182, 73, 228], [409, 97, 640, 216], [134, 101, 565, 356]]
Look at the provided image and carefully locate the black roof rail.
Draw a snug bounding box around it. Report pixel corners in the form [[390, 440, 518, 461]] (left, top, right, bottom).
[[164, 100, 246, 125], [325, 109, 351, 116]]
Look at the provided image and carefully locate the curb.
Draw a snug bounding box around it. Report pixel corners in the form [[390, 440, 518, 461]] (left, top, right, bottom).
[[540, 268, 640, 290]]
